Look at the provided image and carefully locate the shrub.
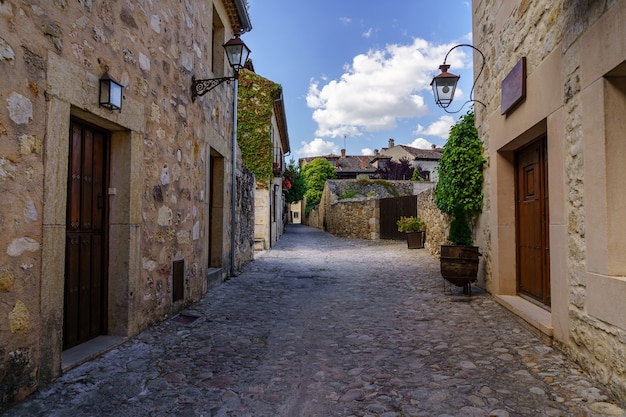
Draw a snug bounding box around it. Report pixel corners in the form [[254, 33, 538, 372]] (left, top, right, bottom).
[[396, 216, 426, 233]]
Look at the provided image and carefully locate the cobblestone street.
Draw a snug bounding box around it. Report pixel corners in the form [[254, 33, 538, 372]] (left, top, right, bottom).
[[3, 225, 624, 417]]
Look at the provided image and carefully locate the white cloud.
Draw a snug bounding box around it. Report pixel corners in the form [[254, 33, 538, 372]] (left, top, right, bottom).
[[362, 28, 373, 38], [306, 38, 468, 139], [406, 138, 435, 149], [413, 115, 455, 138], [361, 148, 375, 156], [340, 17, 351, 24], [297, 138, 340, 157]]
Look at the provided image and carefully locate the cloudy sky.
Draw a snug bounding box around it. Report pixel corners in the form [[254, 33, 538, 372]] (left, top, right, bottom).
[[244, 1, 474, 162]]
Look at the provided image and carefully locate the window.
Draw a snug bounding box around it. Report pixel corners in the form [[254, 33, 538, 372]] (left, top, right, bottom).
[[212, 8, 225, 77]]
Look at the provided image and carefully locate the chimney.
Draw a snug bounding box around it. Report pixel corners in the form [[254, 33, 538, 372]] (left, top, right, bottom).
[[432, 144, 436, 149], [374, 149, 379, 155], [341, 149, 346, 158], [388, 138, 395, 148]]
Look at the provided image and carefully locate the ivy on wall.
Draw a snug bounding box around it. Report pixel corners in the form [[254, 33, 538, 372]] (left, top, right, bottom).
[[237, 69, 283, 189]]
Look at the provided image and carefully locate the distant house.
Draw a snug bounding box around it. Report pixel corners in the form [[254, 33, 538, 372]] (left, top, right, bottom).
[[376, 139, 443, 181], [299, 149, 376, 179], [237, 70, 290, 251]]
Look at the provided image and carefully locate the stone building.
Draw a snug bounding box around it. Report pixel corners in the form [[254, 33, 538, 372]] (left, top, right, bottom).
[[473, 0, 626, 401], [374, 138, 443, 181], [0, 0, 255, 408], [300, 150, 377, 179], [236, 69, 290, 251]]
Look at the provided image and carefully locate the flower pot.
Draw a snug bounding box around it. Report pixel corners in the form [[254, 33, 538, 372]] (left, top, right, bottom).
[[406, 231, 425, 249], [440, 245, 480, 294]]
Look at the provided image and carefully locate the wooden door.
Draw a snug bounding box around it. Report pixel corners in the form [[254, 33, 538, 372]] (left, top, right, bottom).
[[515, 137, 550, 306], [64, 120, 109, 349], [380, 196, 417, 240]]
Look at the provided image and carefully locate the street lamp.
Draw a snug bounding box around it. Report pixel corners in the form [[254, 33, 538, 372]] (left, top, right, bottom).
[[191, 34, 251, 277], [191, 35, 251, 101], [431, 44, 485, 113]]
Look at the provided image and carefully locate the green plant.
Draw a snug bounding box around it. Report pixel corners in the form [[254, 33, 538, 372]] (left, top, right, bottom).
[[355, 177, 399, 196], [283, 158, 306, 204], [237, 70, 283, 188], [448, 204, 473, 245], [434, 110, 485, 216], [411, 164, 428, 181], [339, 188, 358, 200], [396, 216, 426, 233], [302, 158, 336, 210]]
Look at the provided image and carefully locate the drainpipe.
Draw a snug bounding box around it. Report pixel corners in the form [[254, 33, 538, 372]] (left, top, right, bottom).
[[230, 74, 239, 277]]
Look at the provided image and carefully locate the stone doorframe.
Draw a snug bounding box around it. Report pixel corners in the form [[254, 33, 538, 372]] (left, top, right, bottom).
[[39, 53, 145, 383], [483, 46, 569, 346]]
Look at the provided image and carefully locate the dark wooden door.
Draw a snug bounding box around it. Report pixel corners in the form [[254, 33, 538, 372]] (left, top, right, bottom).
[[515, 137, 550, 306], [64, 120, 109, 349], [380, 195, 417, 240]]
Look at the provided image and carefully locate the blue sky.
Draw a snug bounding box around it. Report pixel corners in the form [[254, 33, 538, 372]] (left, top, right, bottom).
[[244, 1, 475, 162]]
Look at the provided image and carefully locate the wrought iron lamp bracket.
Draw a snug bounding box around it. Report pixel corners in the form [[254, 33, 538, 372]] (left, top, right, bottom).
[[434, 44, 487, 114], [191, 76, 235, 101]]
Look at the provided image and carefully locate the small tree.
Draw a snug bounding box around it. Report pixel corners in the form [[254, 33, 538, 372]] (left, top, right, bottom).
[[283, 158, 306, 204], [434, 110, 485, 217], [375, 157, 414, 180], [411, 164, 429, 181], [302, 158, 336, 211], [434, 110, 485, 246], [448, 203, 473, 245]]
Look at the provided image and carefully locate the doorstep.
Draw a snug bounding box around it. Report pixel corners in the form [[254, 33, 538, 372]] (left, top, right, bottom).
[[62, 335, 126, 372], [495, 295, 554, 339]]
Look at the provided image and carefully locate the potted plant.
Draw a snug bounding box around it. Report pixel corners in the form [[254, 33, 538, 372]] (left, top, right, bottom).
[[439, 204, 481, 294], [434, 110, 485, 294], [396, 216, 426, 249]]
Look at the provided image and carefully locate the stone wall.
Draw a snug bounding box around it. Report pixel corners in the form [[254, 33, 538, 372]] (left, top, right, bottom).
[[474, 0, 626, 402], [235, 164, 255, 270], [416, 188, 449, 257], [0, 0, 253, 408], [325, 198, 378, 239], [306, 180, 451, 244]]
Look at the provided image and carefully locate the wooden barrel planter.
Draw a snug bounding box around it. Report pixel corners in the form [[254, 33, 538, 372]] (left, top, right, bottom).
[[440, 245, 481, 295]]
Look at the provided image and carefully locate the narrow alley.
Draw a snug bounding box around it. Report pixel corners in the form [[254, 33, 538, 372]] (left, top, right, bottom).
[[4, 225, 623, 417]]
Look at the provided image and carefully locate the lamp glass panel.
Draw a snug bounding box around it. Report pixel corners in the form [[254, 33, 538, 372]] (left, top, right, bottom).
[[224, 41, 250, 70], [100, 80, 111, 105], [433, 75, 459, 106], [226, 46, 242, 68], [109, 81, 122, 108]]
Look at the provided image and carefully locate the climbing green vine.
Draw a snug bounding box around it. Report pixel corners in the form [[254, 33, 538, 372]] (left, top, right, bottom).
[[237, 69, 283, 188]]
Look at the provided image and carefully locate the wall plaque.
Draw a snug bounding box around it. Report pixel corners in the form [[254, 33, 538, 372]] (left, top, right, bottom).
[[501, 57, 527, 115]]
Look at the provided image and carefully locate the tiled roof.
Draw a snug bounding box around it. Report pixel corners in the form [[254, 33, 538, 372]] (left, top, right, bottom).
[[224, 0, 252, 34], [380, 145, 443, 160]]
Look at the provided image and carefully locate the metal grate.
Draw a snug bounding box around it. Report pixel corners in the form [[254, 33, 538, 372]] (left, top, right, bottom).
[[170, 313, 201, 325]]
